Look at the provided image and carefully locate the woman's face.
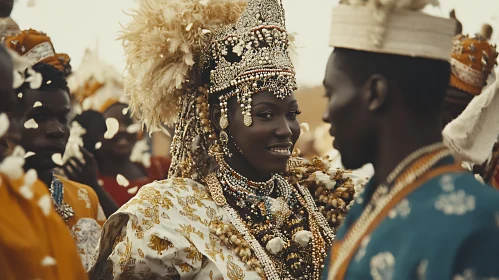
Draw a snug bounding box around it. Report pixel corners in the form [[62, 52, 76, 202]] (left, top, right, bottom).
[[226, 91, 301, 174]]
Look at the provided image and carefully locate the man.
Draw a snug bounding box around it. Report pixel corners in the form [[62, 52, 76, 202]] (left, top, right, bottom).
[[442, 34, 499, 186], [322, 1, 499, 279], [6, 29, 108, 270], [0, 45, 87, 279]]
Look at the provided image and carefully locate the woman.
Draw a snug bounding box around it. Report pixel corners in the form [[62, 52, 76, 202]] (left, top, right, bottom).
[[90, 0, 358, 279]]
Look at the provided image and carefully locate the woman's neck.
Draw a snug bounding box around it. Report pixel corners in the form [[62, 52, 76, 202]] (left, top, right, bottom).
[[224, 152, 272, 182]]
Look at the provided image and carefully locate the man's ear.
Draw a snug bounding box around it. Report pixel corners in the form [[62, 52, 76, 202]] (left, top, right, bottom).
[[210, 102, 222, 132], [364, 74, 389, 112]]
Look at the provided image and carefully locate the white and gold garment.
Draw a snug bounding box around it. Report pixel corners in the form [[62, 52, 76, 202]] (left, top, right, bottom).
[[90, 178, 267, 279]]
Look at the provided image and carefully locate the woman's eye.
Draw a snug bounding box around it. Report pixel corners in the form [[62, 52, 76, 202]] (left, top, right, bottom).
[[257, 111, 273, 119], [287, 109, 302, 119]]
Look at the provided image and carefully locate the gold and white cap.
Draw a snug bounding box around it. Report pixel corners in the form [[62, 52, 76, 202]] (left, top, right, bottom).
[[329, 1, 456, 61]]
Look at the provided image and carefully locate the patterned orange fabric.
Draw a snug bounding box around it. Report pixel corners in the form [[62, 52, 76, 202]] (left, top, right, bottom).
[[450, 34, 498, 95], [55, 175, 106, 270], [0, 173, 87, 280], [4, 29, 68, 71]]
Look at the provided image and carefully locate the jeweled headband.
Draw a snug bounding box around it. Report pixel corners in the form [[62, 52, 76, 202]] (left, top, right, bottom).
[[203, 0, 297, 128]]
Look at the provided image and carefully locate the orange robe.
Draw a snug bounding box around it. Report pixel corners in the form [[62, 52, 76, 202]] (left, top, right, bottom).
[[55, 175, 106, 270], [0, 172, 88, 279]]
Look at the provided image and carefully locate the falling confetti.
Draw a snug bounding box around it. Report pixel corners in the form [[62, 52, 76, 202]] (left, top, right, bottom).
[[24, 118, 38, 129], [33, 101, 43, 108], [126, 123, 141, 134], [38, 195, 52, 216], [0, 113, 9, 138], [24, 151, 36, 158], [104, 118, 119, 139], [127, 186, 139, 194], [0, 148, 25, 180], [116, 174, 130, 187], [17, 92, 23, 98], [13, 71, 23, 89], [46, 80, 52, 85], [122, 107, 128, 115], [97, 179, 104, 186], [25, 67, 43, 89], [95, 142, 102, 149], [51, 153, 63, 166], [19, 185, 34, 199], [186, 22, 193, 31], [40, 256, 57, 266], [300, 122, 310, 132], [19, 169, 38, 200], [202, 29, 212, 34]]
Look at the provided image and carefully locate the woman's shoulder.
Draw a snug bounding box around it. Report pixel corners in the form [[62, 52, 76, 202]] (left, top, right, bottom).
[[284, 156, 369, 230]]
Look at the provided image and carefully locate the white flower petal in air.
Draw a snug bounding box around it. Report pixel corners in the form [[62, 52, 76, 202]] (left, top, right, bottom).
[[127, 186, 139, 194], [13, 71, 23, 89], [46, 80, 52, 85], [19, 185, 34, 199], [0, 113, 9, 138], [33, 101, 43, 108], [17, 92, 23, 98], [104, 118, 119, 139], [51, 153, 63, 166], [82, 98, 92, 111], [38, 195, 52, 216], [293, 230, 313, 247], [185, 22, 193, 31], [95, 142, 102, 149], [24, 151, 36, 158], [126, 123, 141, 134], [24, 169, 38, 187], [11, 146, 26, 158], [25, 68, 43, 89], [62, 122, 86, 164], [0, 154, 25, 180], [300, 122, 310, 132], [201, 29, 212, 34], [116, 174, 130, 187], [24, 118, 38, 129], [122, 107, 128, 115], [40, 256, 57, 266]]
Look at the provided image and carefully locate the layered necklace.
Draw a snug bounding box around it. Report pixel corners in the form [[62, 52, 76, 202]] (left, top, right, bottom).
[[50, 174, 74, 222], [207, 157, 334, 280]]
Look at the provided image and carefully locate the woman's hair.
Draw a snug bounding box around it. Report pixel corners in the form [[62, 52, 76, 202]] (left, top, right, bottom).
[[15, 62, 69, 94]]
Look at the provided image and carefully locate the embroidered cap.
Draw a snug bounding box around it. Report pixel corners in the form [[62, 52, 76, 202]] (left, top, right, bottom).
[[450, 34, 498, 96], [329, 0, 456, 61]]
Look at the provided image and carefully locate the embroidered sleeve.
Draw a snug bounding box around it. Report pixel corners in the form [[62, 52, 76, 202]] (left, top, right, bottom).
[[451, 223, 499, 279], [90, 181, 206, 279], [284, 156, 367, 231]]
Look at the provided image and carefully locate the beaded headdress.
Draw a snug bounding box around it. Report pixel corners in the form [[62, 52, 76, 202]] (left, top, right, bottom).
[[449, 34, 498, 96], [205, 0, 297, 127], [120, 0, 296, 180]]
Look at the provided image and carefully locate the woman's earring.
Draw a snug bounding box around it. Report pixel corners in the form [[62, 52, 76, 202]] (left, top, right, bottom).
[[219, 130, 232, 157]]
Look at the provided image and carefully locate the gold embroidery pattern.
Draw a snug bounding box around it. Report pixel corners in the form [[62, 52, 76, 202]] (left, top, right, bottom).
[[205, 233, 225, 262], [184, 244, 203, 264], [148, 234, 174, 255], [226, 255, 245, 280], [177, 224, 205, 240]]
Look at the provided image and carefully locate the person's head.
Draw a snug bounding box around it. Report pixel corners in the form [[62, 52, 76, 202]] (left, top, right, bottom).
[[443, 34, 498, 126], [481, 24, 494, 40], [209, 89, 301, 175], [322, 48, 451, 169], [72, 110, 106, 155], [0, 45, 16, 161], [0, 0, 13, 18], [99, 102, 137, 158], [13, 63, 70, 171]]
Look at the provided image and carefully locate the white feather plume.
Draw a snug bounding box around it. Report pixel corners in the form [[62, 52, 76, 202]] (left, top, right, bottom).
[[119, 0, 247, 132]]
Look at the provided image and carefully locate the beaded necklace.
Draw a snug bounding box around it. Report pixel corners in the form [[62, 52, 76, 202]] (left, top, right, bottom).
[[210, 158, 333, 280], [49, 175, 74, 222]]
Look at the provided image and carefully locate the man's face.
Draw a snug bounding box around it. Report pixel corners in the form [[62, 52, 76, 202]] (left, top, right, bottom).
[[14, 87, 71, 171], [322, 50, 374, 169]]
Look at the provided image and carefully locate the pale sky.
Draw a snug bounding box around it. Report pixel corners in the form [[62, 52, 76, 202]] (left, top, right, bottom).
[[11, 0, 499, 87]]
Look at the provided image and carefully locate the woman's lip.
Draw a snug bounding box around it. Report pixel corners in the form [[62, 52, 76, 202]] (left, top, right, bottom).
[[267, 148, 291, 158], [267, 142, 293, 149]]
